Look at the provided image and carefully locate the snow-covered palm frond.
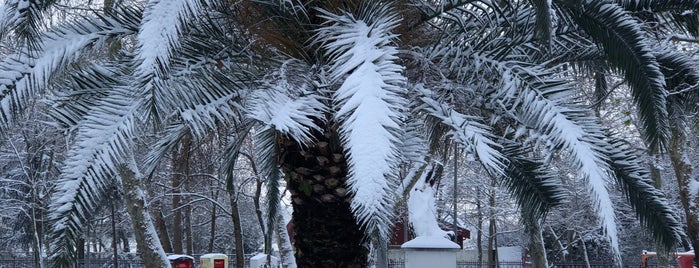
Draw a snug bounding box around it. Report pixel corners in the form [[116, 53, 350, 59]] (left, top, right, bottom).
[[172, 69, 244, 136], [142, 68, 245, 174], [400, 111, 429, 164], [654, 50, 699, 134], [495, 61, 622, 261], [501, 143, 565, 220], [0, 0, 17, 40], [316, 3, 405, 239], [134, 0, 211, 123], [617, 0, 699, 36], [247, 63, 328, 142], [0, 9, 139, 132], [558, 0, 669, 152], [0, 0, 61, 49], [48, 85, 141, 267], [419, 93, 507, 176], [48, 64, 120, 130], [605, 137, 685, 251]]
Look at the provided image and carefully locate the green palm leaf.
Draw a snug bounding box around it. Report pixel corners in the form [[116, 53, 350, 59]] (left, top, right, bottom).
[[501, 143, 566, 220], [558, 0, 669, 152], [606, 137, 685, 251], [617, 0, 699, 36]]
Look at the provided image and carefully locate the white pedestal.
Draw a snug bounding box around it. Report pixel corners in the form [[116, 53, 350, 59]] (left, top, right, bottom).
[[401, 236, 460, 268]]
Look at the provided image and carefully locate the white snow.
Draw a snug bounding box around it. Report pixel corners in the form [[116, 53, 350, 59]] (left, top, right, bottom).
[[200, 253, 227, 258], [135, 0, 206, 77], [407, 179, 449, 238], [419, 94, 505, 175], [689, 180, 699, 200], [167, 254, 194, 260], [248, 89, 324, 143], [319, 11, 405, 237], [401, 236, 460, 249]]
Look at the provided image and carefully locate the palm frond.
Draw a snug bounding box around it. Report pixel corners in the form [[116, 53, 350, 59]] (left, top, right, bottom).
[[419, 93, 507, 176], [501, 143, 565, 220], [558, 0, 669, 152], [47, 64, 120, 130], [488, 57, 622, 261], [247, 79, 326, 144], [617, 0, 699, 36], [48, 85, 141, 267], [0, 0, 61, 50], [222, 121, 253, 193], [654, 50, 699, 129], [134, 0, 210, 124], [316, 2, 405, 239], [605, 137, 685, 252], [142, 67, 245, 175], [0, 9, 139, 132]]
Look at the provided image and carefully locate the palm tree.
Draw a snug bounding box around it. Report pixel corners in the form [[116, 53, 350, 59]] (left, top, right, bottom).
[[0, 0, 696, 267]]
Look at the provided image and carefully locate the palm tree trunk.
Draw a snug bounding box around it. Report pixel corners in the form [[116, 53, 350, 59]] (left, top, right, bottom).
[[117, 164, 170, 268], [279, 126, 368, 267], [669, 130, 699, 267]]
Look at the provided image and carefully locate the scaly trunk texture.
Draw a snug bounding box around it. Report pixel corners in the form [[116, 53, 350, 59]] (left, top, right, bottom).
[[118, 165, 169, 268], [279, 124, 368, 267], [669, 130, 699, 267]]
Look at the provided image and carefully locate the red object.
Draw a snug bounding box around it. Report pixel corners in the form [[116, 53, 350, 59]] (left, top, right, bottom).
[[677, 255, 693, 268], [214, 259, 225, 268], [170, 257, 194, 268]]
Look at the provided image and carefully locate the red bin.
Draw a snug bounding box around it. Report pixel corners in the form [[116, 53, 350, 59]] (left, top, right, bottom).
[[167, 255, 194, 268]]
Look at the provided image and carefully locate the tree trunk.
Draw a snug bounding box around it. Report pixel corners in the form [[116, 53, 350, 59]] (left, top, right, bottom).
[[669, 130, 699, 267], [118, 164, 170, 268], [487, 181, 498, 268], [153, 209, 173, 253], [228, 189, 245, 268], [111, 203, 119, 268], [523, 216, 547, 268], [209, 190, 218, 253], [577, 232, 591, 268], [171, 134, 191, 254], [477, 188, 483, 264], [279, 125, 368, 267], [276, 208, 297, 268], [650, 151, 672, 268], [185, 205, 193, 254]]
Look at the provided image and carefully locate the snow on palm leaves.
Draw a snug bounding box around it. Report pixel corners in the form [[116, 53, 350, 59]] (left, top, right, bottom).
[[317, 5, 406, 239]]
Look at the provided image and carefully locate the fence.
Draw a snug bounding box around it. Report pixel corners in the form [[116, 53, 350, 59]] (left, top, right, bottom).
[[0, 258, 145, 268], [0, 256, 253, 268], [385, 260, 675, 268]]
